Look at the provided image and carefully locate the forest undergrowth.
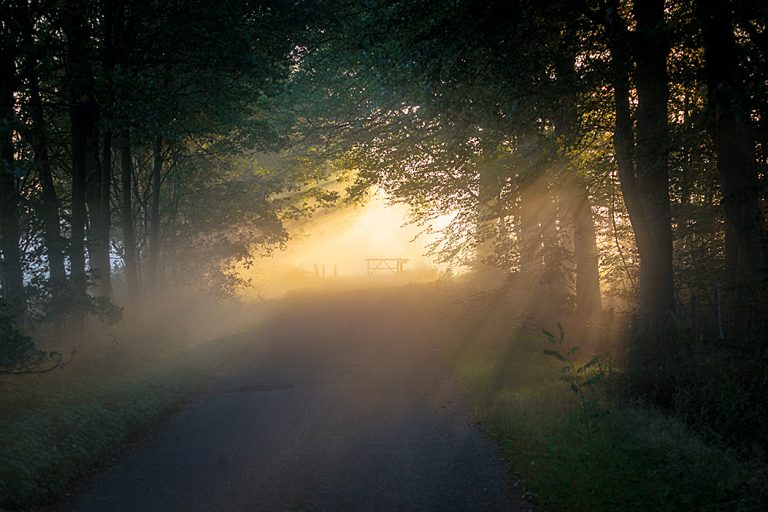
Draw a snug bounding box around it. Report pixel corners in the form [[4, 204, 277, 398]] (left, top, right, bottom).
[[413, 280, 768, 512]]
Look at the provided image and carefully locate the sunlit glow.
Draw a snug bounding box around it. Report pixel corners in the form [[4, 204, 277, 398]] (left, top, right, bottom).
[[237, 190, 451, 298]]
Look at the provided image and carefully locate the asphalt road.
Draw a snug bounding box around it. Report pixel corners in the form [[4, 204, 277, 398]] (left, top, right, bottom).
[[55, 288, 528, 512]]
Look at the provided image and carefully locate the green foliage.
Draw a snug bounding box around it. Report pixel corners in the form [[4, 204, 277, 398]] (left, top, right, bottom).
[[0, 304, 60, 375], [157, 155, 290, 295], [86, 296, 123, 325], [674, 343, 768, 451], [454, 333, 767, 511], [0, 377, 191, 510], [420, 283, 768, 512], [542, 323, 609, 438], [5, 0, 314, 305], [285, 0, 578, 269]]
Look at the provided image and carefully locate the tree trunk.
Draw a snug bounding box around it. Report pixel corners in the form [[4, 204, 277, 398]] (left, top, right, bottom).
[[120, 129, 141, 304], [95, 0, 116, 299], [85, 132, 106, 296], [571, 174, 602, 320], [24, 45, 68, 312], [166, 157, 182, 287], [633, 0, 675, 354], [99, 131, 112, 297], [605, 0, 676, 402], [65, 0, 100, 330], [85, 130, 112, 299], [0, 46, 25, 324], [147, 135, 163, 292], [552, 51, 602, 320], [698, 0, 765, 284]]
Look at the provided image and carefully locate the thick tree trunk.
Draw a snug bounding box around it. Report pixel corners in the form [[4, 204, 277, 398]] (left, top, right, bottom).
[[85, 132, 107, 296], [120, 129, 140, 303], [67, 111, 91, 330], [0, 47, 26, 324], [85, 131, 112, 299], [147, 135, 163, 292], [632, 0, 675, 356], [65, 0, 100, 330], [95, 0, 115, 299], [698, 0, 765, 284], [25, 55, 68, 312], [605, 0, 676, 402]]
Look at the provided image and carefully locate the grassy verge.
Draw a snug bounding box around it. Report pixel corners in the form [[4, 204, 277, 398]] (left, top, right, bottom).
[[453, 345, 766, 511], [411, 283, 768, 512], [0, 325, 261, 512]]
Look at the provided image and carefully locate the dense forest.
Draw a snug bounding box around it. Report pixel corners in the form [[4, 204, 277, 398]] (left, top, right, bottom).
[[2, 1, 768, 510]]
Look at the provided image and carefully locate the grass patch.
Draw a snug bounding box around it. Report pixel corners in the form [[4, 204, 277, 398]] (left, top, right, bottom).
[[449, 333, 767, 511], [0, 324, 262, 512], [409, 281, 768, 512]]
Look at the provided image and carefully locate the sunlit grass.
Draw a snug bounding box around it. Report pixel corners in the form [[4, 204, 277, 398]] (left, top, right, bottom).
[[453, 349, 767, 510], [418, 282, 768, 512]]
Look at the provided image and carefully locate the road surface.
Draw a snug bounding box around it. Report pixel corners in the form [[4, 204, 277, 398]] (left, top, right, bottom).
[[55, 287, 528, 512]]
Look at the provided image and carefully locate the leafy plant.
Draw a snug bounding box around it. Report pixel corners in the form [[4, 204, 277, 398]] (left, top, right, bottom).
[[543, 323, 608, 437], [0, 304, 61, 375]]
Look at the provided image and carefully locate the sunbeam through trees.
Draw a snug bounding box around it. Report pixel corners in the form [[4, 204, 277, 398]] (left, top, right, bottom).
[[2, 1, 768, 511]]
